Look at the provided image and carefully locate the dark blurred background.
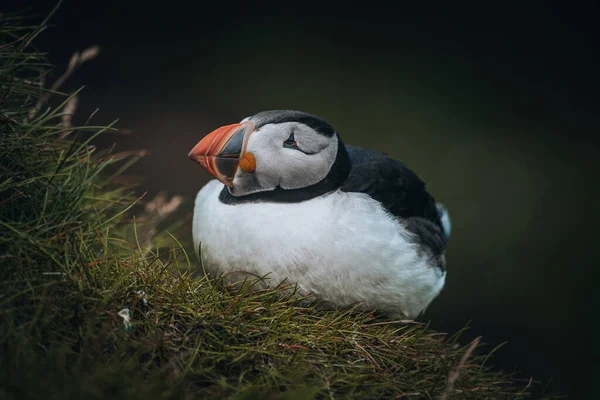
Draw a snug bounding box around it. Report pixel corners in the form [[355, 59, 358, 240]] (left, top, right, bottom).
[[3, 1, 599, 397]]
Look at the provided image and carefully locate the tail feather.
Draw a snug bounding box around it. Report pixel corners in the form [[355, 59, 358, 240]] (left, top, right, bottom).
[[436, 203, 451, 239]]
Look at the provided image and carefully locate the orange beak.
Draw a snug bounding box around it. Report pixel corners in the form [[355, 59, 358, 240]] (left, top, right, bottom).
[[188, 120, 254, 186]]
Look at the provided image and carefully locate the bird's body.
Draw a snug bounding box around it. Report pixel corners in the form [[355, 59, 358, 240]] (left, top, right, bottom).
[[189, 111, 450, 319]]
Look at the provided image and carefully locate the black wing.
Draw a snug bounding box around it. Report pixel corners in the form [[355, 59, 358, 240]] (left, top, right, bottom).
[[341, 145, 447, 264]]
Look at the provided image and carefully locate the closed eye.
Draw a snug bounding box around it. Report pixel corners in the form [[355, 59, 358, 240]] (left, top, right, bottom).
[[283, 131, 299, 149]]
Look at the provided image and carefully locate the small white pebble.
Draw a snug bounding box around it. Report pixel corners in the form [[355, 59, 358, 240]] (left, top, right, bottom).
[[118, 308, 132, 331]]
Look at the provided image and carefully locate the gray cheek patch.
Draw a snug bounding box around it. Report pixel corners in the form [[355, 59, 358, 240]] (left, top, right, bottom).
[[230, 123, 338, 196]]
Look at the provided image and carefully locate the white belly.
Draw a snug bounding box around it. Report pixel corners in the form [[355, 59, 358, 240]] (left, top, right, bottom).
[[193, 180, 445, 319]]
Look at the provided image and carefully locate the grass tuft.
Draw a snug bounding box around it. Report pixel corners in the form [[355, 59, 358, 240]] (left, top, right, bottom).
[[0, 10, 563, 400]]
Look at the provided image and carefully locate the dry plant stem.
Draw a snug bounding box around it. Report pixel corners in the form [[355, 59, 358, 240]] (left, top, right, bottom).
[[59, 94, 77, 137], [441, 336, 482, 400], [28, 45, 99, 121], [139, 192, 183, 255]]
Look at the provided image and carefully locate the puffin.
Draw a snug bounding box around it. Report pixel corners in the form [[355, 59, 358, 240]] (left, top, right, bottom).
[[188, 110, 451, 319]]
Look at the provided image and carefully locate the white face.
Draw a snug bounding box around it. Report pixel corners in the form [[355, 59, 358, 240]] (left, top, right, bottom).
[[229, 121, 339, 197]]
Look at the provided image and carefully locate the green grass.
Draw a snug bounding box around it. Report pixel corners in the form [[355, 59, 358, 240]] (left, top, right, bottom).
[[0, 11, 562, 400]]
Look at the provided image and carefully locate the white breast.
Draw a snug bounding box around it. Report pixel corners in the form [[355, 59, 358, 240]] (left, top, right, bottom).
[[193, 180, 446, 319]]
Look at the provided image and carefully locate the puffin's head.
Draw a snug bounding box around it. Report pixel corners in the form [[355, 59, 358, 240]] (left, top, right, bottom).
[[188, 110, 347, 198]]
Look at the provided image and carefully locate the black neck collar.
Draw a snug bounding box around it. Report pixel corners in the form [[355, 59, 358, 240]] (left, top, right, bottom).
[[219, 135, 351, 204]]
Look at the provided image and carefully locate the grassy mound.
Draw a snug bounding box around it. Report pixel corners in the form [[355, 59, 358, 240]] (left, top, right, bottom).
[[0, 12, 557, 399]]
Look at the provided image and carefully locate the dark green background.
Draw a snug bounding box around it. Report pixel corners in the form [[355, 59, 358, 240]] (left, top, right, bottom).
[[5, 1, 599, 397]]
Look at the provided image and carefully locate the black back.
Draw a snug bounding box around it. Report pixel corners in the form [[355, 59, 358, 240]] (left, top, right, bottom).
[[342, 146, 440, 222]]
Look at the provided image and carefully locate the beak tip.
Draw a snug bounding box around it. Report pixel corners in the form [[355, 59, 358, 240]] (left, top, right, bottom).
[[187, 150, 197, 162], [189, 154, 209, 169]]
